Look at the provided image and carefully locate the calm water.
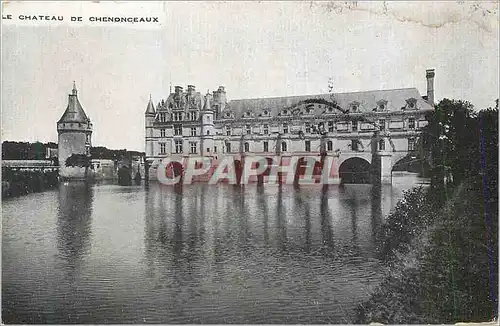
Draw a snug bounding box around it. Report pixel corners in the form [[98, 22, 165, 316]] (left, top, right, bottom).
[[2, 173, 427, 324]]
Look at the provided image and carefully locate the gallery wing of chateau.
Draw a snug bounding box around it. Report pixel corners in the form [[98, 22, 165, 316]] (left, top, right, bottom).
[[145, 69, 435, 183]]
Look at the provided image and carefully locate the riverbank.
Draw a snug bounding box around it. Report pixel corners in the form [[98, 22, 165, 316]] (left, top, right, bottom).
[[2, 169, 59, 198], [355, 180, 498, 324]]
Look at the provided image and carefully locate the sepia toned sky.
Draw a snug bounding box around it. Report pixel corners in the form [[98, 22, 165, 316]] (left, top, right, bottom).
[[2, 1, 499, 151]]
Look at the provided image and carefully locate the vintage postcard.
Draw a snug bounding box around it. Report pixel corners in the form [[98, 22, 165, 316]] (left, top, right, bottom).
[[1, 1, 498, 324]]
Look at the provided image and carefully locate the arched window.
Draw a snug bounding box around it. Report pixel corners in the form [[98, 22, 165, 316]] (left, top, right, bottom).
[[327, 141, 333, 151], [281, 141, 287, 152], [379, 139, 385, 151], [244, 142, 249, 152]]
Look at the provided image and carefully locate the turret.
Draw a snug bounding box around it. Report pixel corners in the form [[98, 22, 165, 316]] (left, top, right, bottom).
[[200, 91, 215, 156], [145, 95, 156, 160], [57, 82, 93, 179]]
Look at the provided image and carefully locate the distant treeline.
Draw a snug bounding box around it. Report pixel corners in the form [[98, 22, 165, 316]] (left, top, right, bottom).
[[2, 141, 57, 160], [2, 141, 144, 161]]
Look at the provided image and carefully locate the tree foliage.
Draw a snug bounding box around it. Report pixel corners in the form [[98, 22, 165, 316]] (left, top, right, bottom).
[[65, 153, 91, 168], [358, 98, 499, 324]]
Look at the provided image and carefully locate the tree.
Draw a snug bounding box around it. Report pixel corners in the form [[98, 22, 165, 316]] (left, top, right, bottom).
[[65, 153, 91, 179]]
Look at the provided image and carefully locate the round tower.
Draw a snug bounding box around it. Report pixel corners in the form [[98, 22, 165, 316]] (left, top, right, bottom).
[[57, 82, 93, 180], [200, 91, 215, 156]]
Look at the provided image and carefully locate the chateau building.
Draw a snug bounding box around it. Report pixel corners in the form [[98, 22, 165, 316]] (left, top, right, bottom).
[[145, 69, 436, 183], [57, 83, 93, 179]]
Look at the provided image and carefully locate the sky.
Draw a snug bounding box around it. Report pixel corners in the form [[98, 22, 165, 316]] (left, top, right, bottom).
[[2, 1, 499, 152]]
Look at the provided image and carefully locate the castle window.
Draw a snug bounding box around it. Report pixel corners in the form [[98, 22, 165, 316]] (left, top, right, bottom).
[[190, 142, 197, 154], [226, 142, 231, 153], [282, 124, 289, 134], [305, 123, 311, 133], [86, 134, 91, 143], [408, 138, 416, 151], [327, 141, 333, 151], [406, 98, 417, 109], [379, 119, 385, 131], [160, 113, 167, 122], [173, 112, 182, 121], [351, 140, 359, 151], [160, 129, 166, 137], [377, 100, 388, 111], [263, 141, 269, 152], [328, 121, 334, 132], [174, 124, 182, 136], [379, 139, 385, 151], [305, 141, 311, 152], [206, 130, 210, 135], [190, 127, 196, 136], [246, 125, 251, 135], [263, 124, 269, 135], [244, 142, 250, 152], [214, 146, 217, 153], [175, 140, 183, 154], [408, 118, 415, 129], [226, 126, 231, 136], [281, 141, 287, 152], [352, 121, 358, 131], [160, 143, 166, 155]]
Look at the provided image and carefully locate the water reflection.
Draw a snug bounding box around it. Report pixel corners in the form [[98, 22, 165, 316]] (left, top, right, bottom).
[[320, 186, 335, 256], [3, 174, 428, 324], [57, 181, 94, 271]]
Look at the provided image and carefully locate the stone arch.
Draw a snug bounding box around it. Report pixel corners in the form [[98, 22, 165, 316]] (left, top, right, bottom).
[[391, 152, 422, 175], [338, 157, 371, 184]]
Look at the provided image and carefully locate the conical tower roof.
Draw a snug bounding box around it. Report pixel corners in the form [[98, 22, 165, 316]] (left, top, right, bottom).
[[58, 82, 90, 123], [145, 95, 156, 114]]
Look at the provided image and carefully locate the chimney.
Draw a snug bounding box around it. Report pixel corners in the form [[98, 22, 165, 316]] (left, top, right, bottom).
[[187, 85, 196, 95], [175, 86, 183, 95], [426, 69, 435, 106]]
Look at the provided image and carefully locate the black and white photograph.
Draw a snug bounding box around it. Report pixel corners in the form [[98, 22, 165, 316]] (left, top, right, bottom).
[[1, 1, 499, 324]]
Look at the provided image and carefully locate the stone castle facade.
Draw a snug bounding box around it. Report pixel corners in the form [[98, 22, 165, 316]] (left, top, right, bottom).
[[144, 69, 435, 182]]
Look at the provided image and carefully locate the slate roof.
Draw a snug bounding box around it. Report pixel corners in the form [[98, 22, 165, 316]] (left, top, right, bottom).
[[145, 97, 156, 114], [223, 88, 433, 119], [58, 86, 90, 123]]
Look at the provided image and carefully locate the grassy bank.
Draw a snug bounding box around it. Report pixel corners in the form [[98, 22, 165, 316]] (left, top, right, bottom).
[[355, 181, 498, 324]]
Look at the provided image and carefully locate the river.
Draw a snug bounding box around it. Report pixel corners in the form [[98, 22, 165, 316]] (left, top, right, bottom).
[[2, 172, 427, 324]]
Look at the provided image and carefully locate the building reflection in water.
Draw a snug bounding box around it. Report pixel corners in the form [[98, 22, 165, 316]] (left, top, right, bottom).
[[56, 181, 94, 273], [320, 185, 335, 256], [55, 181, 94, 321], [257, 186, 270, 246], [276, 186, 287, 253]]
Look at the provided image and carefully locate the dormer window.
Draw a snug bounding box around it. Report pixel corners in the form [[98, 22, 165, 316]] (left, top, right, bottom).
[[263, 110, 268, 115], [405, 98, 418, 110], [377, 100, 388, 111], [245, 111, 251, 118], [283, 109, 288, 115], [350, 101, 360, 113], [225, 112, 231, 118]]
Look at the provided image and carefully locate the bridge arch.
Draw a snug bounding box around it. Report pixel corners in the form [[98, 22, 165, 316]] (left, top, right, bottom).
[[338, 157, 371, 184]]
